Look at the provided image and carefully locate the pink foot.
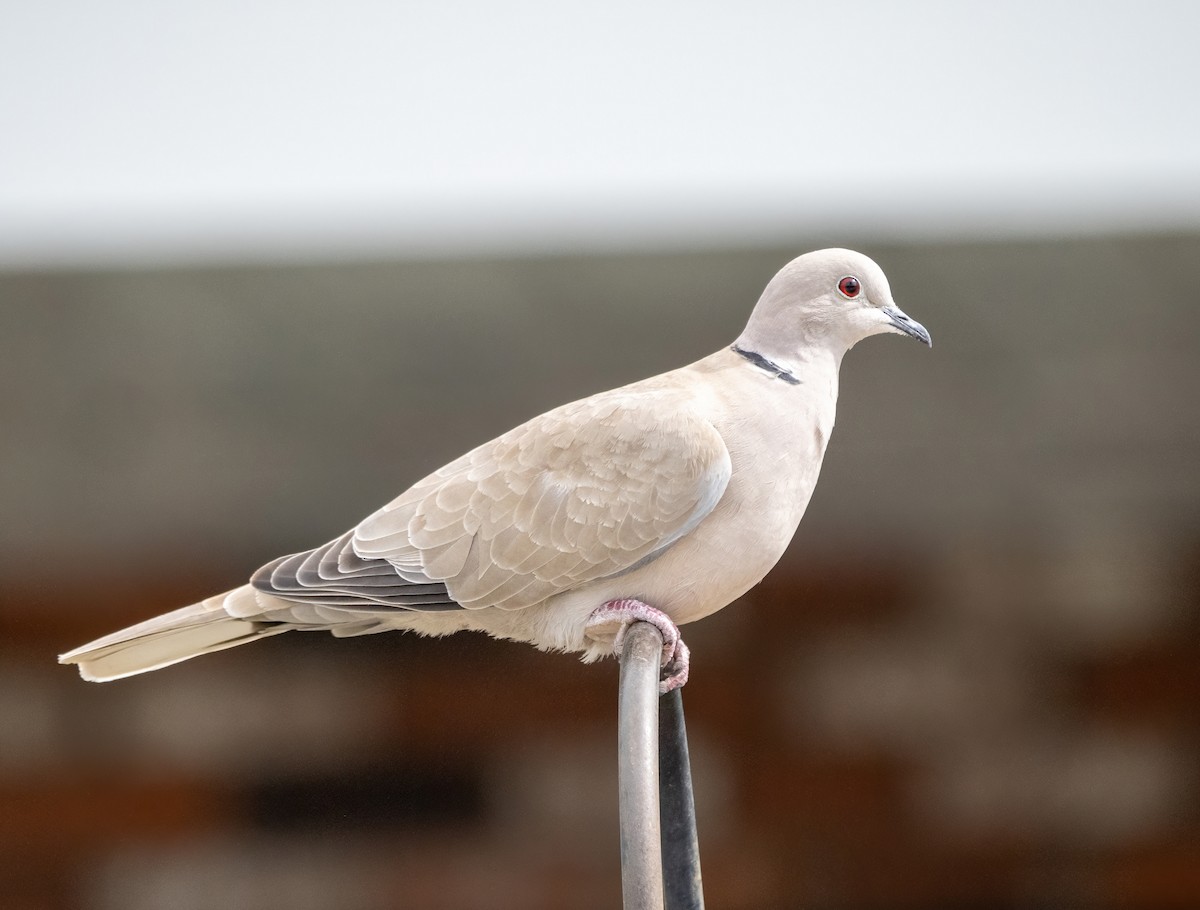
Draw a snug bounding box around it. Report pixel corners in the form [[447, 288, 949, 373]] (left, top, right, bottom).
[[585, 599, 690, 694]]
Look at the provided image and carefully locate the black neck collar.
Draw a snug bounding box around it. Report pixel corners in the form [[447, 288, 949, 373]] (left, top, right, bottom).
[[730, 344, 801, 385]]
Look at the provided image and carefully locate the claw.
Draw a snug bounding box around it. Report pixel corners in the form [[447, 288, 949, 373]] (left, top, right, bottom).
[[660, 637, 689, 693], [585, 598, 690, 693]]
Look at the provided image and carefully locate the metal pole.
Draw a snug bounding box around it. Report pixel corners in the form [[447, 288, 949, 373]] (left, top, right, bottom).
[[659, 687, 705, 910], [618, 622, 665, 910]]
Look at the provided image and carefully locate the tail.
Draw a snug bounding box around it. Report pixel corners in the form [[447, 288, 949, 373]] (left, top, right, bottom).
[[57, 585, 288, 682]]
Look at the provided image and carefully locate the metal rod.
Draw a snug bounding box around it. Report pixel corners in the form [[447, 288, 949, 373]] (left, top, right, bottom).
[[659, 687, 705, 910], [618, 622, 665, 910]]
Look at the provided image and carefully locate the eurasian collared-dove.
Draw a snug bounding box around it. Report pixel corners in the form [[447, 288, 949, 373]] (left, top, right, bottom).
[[60, 249, 929, 690]]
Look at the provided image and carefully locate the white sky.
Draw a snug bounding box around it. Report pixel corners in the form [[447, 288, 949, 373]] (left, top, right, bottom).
[[2, 0, 1199, 266]]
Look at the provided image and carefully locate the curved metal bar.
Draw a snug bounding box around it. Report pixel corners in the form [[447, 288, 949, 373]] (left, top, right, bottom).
[[659, 687, 705, 910], [618, 622, 665, 910]]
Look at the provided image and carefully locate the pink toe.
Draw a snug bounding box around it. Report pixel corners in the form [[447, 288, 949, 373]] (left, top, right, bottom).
[[585, 598, 692, 690]]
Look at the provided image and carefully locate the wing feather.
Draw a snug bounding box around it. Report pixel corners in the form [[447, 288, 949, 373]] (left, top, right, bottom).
[[355, 386, 731, 611], [251, 385, 730, 623]]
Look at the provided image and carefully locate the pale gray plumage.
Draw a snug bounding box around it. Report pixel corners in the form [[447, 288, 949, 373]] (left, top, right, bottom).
[[59, 248, 929, 684]]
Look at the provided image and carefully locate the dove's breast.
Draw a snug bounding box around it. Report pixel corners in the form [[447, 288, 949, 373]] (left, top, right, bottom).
[[659, 365, 836, 621], [568, 350, 840, 628]]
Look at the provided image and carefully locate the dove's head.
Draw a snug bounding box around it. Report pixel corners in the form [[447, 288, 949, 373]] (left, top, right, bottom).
[[736, 249, 930, 364]]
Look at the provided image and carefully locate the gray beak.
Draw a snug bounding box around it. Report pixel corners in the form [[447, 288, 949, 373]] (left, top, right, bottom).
[[882, 304, 932, 347]]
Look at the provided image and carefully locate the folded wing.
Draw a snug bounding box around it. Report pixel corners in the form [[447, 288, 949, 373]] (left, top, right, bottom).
[[252, 387, 732, 617]]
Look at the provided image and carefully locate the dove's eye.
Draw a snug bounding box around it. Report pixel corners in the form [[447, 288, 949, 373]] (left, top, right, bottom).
[[837, 276, 861, 299]]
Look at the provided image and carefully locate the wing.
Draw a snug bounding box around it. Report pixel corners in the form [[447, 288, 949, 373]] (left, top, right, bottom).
[[251, 386, 731, 617]]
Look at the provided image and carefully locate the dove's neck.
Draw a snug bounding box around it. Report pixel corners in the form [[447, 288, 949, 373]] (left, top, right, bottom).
[[729, 344, 803, 384], [729, 328, 846, 384]]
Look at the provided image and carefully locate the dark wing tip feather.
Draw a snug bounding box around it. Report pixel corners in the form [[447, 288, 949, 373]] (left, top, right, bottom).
[[250, 534, 463, 613]]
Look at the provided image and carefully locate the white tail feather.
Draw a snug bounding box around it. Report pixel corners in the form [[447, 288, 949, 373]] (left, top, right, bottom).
[[58, 585, 286, 682]]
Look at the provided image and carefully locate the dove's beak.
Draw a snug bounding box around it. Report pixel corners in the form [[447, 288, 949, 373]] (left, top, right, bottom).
[[882, 305, 932, 347]]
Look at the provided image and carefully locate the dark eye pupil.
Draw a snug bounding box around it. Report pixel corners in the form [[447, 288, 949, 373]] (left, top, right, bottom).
[[839, 276, 860, 297]]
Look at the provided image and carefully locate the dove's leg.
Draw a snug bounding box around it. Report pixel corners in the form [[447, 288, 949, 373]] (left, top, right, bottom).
[[585, 599, 690, 694]]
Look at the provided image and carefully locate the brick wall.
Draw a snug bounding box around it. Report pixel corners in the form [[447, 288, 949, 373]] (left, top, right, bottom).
[[3, 235, 1198, 908]]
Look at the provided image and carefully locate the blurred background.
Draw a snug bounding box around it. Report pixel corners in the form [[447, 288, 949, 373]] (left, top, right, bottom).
[[3, 1, 1200, 908]]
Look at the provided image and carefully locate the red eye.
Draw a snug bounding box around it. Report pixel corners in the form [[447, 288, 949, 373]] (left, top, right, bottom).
[[837, 276, 861, 299]]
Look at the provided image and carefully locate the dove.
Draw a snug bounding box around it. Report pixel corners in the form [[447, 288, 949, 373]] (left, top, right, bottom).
[[59, 248, 930, 691]]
